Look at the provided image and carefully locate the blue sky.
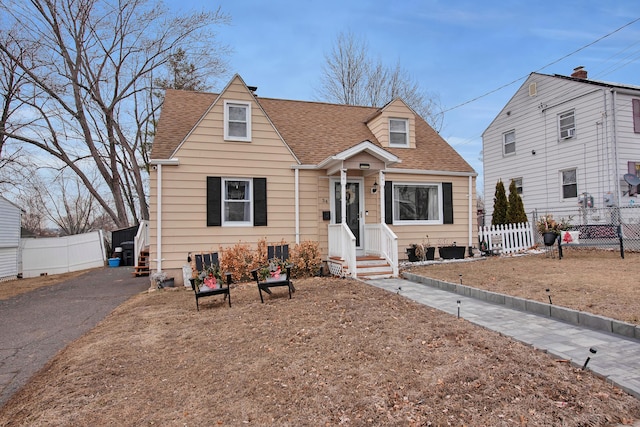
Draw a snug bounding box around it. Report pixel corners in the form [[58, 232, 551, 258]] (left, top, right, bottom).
[[169, 0, 640, 196]]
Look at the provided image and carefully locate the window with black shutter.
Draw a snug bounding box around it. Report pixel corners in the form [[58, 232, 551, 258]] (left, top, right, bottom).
[[206, 177, 267, 226]]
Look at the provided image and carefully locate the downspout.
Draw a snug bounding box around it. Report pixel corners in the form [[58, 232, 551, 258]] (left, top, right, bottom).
[[610, 89, 621, 206], [294, 168, 300, 244], [468, 176, 473, 249], [155, 164, 163, 273]]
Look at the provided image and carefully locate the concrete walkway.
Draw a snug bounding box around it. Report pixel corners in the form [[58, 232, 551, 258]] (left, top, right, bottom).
[[0, 267, 149, 407], [368, 276, 640, 400]]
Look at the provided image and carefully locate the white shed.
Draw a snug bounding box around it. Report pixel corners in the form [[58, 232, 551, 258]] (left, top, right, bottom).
[[0, 195, 22, 280]]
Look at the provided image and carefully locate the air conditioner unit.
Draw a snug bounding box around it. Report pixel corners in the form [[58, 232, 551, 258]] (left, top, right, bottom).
[[562, 128, 575, 139]]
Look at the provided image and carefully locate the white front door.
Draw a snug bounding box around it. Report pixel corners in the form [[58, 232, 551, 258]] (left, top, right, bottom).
[[332, 179, 365, 251]]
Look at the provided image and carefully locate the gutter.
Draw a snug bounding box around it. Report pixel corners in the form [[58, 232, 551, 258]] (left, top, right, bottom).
[[468, 176, 473, 249]]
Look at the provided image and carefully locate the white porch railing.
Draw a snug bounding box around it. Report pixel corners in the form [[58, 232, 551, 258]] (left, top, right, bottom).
[[134, 220, 149, 268], [328, 223, 357, 278], [478, 222, 535, 254], [364, 223, 398, 276]]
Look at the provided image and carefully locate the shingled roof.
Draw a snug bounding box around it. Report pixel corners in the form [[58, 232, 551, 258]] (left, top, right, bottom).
[[152, 89, 475, 174]]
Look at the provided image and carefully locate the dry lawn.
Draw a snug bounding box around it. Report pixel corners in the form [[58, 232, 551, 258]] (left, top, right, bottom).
[[405, 247, 640, 325], [0, 248, 639, 426]]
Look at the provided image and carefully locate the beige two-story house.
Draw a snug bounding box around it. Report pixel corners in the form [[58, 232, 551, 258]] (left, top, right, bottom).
[[150, 74, 476, 283]]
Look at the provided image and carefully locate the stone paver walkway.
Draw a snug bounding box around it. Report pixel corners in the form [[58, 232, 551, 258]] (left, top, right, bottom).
[[368, 277, 640, 400]]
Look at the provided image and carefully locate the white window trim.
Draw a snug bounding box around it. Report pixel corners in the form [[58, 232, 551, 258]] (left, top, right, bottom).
[[503, 130, 516, 156], [560, 168, 578, 200], [511, 177, 523, 195], [222, 177, 252, 226], [224, 100, 251, 142], [389, 118, 409, 147], [558, 110, 576, 140], [392, 182, 443, 225]]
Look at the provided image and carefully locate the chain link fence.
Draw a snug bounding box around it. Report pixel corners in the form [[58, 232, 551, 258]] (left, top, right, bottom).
[[531, 206, 640, 253]]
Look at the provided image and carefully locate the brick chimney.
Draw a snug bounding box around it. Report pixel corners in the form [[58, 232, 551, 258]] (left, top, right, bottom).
[[571, 66, 588, 79]]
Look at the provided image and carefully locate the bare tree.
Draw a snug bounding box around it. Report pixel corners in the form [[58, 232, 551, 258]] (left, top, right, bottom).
[[317, 31, 443, 131], [16, 185, 48, 237], [139, 47, 214, 170], [318, 31, 369, 106], [0, 0, 230, 228]]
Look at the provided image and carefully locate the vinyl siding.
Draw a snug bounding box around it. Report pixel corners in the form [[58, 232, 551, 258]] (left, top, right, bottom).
[[149, 77, 299, 273], [384, 173, 475, 259], [483, 73, 640, 220], [614, 91, 640, 203], [0, 197, 21, 279]]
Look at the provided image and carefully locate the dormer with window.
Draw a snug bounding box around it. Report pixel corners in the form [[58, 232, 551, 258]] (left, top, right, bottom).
[[224, 100, 251, 142], [366, 99, 416, 149], [389, 118, 409, 147]]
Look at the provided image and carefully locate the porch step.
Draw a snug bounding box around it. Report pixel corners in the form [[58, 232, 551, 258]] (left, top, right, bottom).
[[328, 256, 394, 280], [132, 247, 150, 277]]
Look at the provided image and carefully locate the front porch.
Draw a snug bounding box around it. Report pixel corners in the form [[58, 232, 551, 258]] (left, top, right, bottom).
[[327, 213, 399, 279], [321, 141, 400, 279]]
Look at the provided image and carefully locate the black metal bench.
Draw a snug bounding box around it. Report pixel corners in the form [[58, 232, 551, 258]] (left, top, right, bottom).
[[188, 252, 232, 310]]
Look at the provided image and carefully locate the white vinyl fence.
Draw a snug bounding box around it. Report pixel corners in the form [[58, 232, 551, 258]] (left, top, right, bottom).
[[478, 222, 535, 255], [20, 230, 107, 278]]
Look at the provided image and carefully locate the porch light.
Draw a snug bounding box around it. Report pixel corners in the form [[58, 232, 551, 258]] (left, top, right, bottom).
[[359, 163, 370, 170], [371, 180, 378, 194]]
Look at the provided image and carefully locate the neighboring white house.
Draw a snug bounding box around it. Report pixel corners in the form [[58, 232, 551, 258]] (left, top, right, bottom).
[[483, 66, 640, 221], [0, 195, 22, 280]]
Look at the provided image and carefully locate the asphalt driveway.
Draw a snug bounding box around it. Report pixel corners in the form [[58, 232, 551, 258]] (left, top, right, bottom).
[[0, 266, 150, 407]]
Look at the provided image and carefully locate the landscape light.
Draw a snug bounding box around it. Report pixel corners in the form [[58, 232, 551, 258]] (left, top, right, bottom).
[[582, 347, 598, 370], [546, 288, 552, 305], [457, 300, 461, 319]]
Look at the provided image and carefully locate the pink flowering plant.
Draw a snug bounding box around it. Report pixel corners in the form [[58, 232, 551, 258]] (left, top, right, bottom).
[[196, 264, 222, 290]]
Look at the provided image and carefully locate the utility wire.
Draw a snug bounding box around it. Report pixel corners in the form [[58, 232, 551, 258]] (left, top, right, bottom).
[[441, 16, 640, 114]]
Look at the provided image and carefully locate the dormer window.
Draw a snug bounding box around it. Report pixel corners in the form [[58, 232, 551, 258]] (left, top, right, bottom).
[[224, 100, 251, 141], [389, 118, 408, 147]]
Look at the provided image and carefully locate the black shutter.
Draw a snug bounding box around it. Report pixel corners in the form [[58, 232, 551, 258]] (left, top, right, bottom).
[[633, 99, 640, 133], [384, 180, 393, 224], [207, 177, 221, 226], [253, 178, 267, 226], [443, 182, 453, 224]]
